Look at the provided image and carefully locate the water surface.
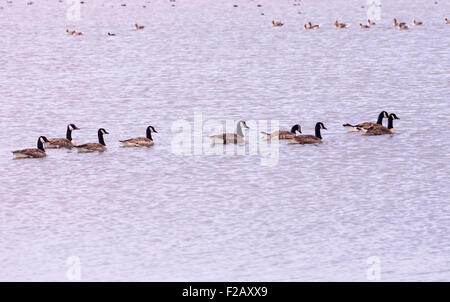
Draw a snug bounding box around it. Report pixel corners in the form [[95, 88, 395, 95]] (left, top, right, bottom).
[[0, 0, 449, 281]]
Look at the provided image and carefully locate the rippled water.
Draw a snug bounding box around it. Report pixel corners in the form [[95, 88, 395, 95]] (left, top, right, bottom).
[[0, 0, 449, 281]]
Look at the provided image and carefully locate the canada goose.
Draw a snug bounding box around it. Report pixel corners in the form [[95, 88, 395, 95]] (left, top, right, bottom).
[[272, 20, 284, 27], [398, 23, 409, 30], [134, 23, 145, 30], [343, 111, 389, 132], [334, 20, 349, 28], [46, 124, 80, 149], [107, 32, 116, 36], [209, 121, 249, 144], [308, 21, 319, 29], [66, 29, 75, 35], [367, 19, 376, 25], [261, 124, 301, 140], [12, 136, 50, 159], [120, 126, 157, 147], [393, 18, 406, 27], [413, 19, 423, 26], [359, 113, 400, 135], [360, 22, 370, 29], [445, 17, 449, 24], [288, 122, 327, 144], [75, 128, 109, 153]]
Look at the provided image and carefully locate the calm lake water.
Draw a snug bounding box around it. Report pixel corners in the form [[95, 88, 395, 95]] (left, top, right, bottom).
[[0, 0, 449, 281]]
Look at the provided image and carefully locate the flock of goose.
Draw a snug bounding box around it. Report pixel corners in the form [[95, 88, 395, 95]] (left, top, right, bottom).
[[271, 17, 450, 30], [11, 112, 400, 159], [64, 16, 450, 36]]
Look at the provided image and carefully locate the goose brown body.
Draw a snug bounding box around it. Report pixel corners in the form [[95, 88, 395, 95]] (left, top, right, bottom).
[[261, 124, 301, 140], [289, 134, 322, 144], [120, 137, 154, 147], [47, 138, 74, 149]]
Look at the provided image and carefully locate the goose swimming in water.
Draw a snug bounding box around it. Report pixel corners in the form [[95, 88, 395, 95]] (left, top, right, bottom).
[[393, 18, 406, 27], [413, 19, 423, 26], [288, 122, 327, 144], [46, 124, 80, 149], [75, 128, 109, 153], [359, 113, 400, 135], [334, 20, 349, 28], [261, 124, 301, 140], [120, 126, 157, 147], [308, 21, 319, 29], [210, 121, 249, 144], [360, 22, 370, 29], [12, 136, 50, 159], [367, 19, 376, 25], [134, 23, 145, 30], [343, 111, 389, 132], [272, 20, 284, 27]]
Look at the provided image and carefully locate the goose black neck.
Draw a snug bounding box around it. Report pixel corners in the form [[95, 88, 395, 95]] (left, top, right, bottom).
[[98, 131, 106, 146], [315, 124, 322, 139], [66, 126, 73, 141], [376, 112, 385, 124], [146, 128, 153, 140], [388, 116, 394, 129], [37, 138, 45, 151]]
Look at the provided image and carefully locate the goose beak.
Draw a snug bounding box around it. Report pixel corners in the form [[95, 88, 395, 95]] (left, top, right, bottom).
[[323, 127, 328, 130], [105, 131, 109, 134], [154, 130, 158, 133]]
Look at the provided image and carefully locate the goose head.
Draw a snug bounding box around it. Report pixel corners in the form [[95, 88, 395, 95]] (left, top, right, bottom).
[[316, 122, 327, 130], [239, 121, 249, 129], [68, 124, 80, 131], [98, 128, 109, 135], [147, 125, 158, 133], [389, 113, 400, 120], [291, 124, 302, 134], [39, 136, 50, 144]]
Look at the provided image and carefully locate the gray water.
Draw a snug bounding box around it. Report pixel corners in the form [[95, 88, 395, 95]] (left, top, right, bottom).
[[0, 0, 449, 281]]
